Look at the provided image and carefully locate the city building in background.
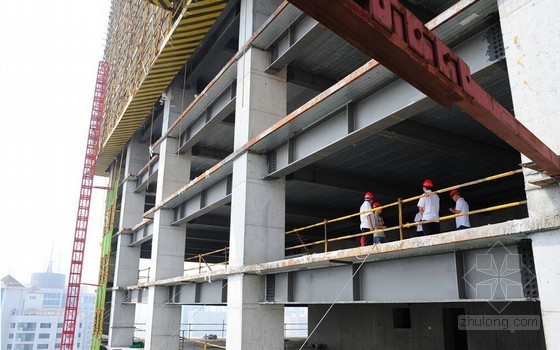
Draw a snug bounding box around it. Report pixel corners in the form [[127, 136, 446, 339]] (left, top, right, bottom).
[[1, 266, 95, 350]]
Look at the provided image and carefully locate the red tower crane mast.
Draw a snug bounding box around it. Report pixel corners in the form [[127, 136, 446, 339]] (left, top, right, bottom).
[[61, 61, 110, 350]]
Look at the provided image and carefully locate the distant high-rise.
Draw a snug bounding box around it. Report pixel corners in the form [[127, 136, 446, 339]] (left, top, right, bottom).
[[1, 267, 95, 350]]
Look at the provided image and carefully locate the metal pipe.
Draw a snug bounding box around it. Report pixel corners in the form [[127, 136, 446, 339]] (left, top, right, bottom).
[[324, 219, 328, 253], [398, 198, 403, 241], [286, 200, 527, 251]]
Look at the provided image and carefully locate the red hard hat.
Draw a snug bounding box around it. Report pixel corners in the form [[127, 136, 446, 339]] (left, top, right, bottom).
[[422, 179, 434, 188], [450, 189, 458, 197], [364, 192, 374, 199], [372, 202, 381, 208]]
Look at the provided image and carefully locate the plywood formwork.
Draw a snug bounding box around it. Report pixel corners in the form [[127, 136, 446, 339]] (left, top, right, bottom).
[[97, 0, 228, 175]]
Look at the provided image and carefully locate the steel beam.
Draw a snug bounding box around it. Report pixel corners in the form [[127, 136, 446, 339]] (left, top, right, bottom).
[[382, 120, 518, 165], [173, 174, 233, 225], [287, 0, 560, 177], [178, 82, 236, 153], [267, 27, 495, 179], [267, 15, 325, 73], [287, 168, 411, 196], [287, 67, 337, 92]]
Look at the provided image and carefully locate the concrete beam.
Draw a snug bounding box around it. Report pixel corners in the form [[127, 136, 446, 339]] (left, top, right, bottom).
[[129, 215, 560, 289]]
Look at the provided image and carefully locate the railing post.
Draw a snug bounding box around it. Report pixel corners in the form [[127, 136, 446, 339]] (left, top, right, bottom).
[[398, 198, 404, 241], [323, 219, 328, 253]]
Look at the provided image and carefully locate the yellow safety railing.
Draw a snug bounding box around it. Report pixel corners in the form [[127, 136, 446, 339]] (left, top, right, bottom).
[[182, 338, 226, 349], [179, 169, 526, 268], [285, 168, 526, 253], [184, 247, 229, 274]]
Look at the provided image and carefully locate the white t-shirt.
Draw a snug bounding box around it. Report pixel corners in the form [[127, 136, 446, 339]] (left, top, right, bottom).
[[414, 212, 423, 232], [417, 190, 440, 221], [455, 197, 470, 228], [360, 201, 374, 229]]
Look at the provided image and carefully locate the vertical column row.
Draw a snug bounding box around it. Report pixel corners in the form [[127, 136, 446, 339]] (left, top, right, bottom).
[[108, 137, 148, 348], [226, 1, 288, 347], [145, 88, 192, 350]]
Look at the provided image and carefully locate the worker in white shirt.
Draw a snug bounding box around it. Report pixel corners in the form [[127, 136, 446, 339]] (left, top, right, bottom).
[[449, 189, 470, 229], [359, 192, 375, 246], [417, 179, 440, 235]]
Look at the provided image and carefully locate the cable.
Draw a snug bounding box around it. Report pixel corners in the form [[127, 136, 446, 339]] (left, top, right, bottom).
[[298, 244, 379, 350]]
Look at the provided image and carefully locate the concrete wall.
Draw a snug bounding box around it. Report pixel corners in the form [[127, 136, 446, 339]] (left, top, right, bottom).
[[308, 302, 545, 350]]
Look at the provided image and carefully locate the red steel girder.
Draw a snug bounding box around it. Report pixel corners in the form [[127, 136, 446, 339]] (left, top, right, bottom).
[[286, 0, 560, 176]]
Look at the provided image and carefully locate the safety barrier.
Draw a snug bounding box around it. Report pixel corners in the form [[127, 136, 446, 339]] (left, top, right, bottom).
[[285, 168, 526, 253], [180, 168, 526, 269], [184, 247, 229, 274]]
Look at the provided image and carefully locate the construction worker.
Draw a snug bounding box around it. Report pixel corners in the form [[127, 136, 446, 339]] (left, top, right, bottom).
[[360, 192, 375, 246], [417, 179, 440, 235], [449, 189, 470, 229], [372, 202, 387, 243]]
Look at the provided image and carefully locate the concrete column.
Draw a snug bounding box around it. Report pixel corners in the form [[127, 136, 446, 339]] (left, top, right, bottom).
[[144, 286, 182, 349], [530, 230, 560, 349], [227, 3, 287, 345], [498, 0, 560, 218], [145, 88, 191, 350], [238, 0, 283, 46], [108, 137, 148, 348], [499, 1, 560, 348]]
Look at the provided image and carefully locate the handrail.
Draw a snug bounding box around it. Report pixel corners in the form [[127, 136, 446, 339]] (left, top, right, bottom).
[[286, 200, 527, 251], [184, 247, 229, 274], [285, 202, 398, 235], [185, 247, 229, 261], [179, 169, 526, 270], [401, 169, 523, 204], [284, 168, 526, 253], [183, 338, 226, 349]]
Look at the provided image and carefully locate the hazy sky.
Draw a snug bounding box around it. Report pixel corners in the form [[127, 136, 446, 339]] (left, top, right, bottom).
[[0, 1, 111, 287]]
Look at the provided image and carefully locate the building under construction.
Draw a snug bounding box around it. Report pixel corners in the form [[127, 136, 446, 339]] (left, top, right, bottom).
[[86, 0, 560, 349]]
